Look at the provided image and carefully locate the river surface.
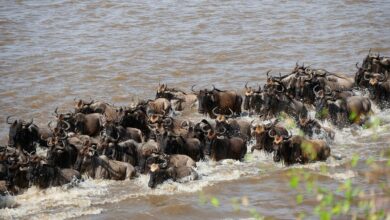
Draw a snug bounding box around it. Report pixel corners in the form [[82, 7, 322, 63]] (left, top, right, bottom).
[[1, 0, 390, 219]]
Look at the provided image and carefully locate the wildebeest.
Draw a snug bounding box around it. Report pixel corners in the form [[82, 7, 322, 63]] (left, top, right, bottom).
[[101, 118, 143, 143], [28, 156, 81, 189], [364, 72, 390, 108], [250, 120, 288, 153], [192, 85, 242, 118], [272, 133, 331, 165], [118, 105, 150, 139], [156, 130, 203, 162], [262, 86, 308, 120], [155, 84, 198, 111], [46, 133, 78, 169], [244, 83, 264, 114], [73, 113, 104, 136], [355, 51, 390, 87], [7, 116, 40, 154], [206, 128, 247, 161], [140, 98, 172, 116], [213, 108, 251, 141], [74, 99, 120, 122], [297, 114, 335, 140], [148, 154, 198, 188], [314, 89, 372, 126], [74, 146, 135, 180]]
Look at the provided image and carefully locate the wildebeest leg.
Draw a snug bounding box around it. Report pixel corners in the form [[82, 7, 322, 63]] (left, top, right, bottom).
[[251, 144, 262, 153], [125, 164, 135, 179]]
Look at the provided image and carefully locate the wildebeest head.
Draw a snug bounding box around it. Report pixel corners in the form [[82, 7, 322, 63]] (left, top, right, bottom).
[[193, 86, 214, 115], [365, 72, 387, 86], [313, 85, 332, 120], [74, 99, 95, 114], [148, 163, 173, 188], [250, 87, 264, 113], [52, 107, 74, 132], [272, 132, 294, 164], [155, 83, 176, 100], [100, 117, 120, 143], [119, 106, 148, 132], [73, 113, 87, 134], [74, 146, 96, 173], [7, 116, 38, 153], [27, 156, 54, 189], [243, 82, 255, 111], [293, 73, 314, 102], [46, 130, 68, 167]]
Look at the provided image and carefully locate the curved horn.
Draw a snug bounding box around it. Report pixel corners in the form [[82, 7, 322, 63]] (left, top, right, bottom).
[[313, 85, 321, 96], [325, 86, 332, 95], [275, 84, 285, 93], [180, 120, 189, 128], [191, 85, 196, 92], [212, 107, 219, 116], [61, 120, 71, 131], [59, 131, 68, 140], [355, 62, 360, 69], [245, 82, 248, 89], [48, 121, 54, 132], [250, 119, 255, 127], [226, 108, 234, 118], [54, 107, 59, 116], [266, 70, 271, 78], [305, 71, 313, 81], [6, 116, 15, 124], [378, 73, 387, 82], [164, 117, 173, 126], [217, 126, 226, 134], [283, 131, 292, 140], [364, 72, 371, 81]]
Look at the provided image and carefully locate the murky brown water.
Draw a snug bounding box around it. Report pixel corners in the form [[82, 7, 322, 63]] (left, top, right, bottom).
[[1, 0, 390, 219]]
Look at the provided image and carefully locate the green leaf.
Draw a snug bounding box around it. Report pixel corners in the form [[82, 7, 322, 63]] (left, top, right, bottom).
[[365, 156, 374, 166], [349, 111, 357, 121], [324, 193, 333, 206], [332, 203, 341, 215], [298, 212, 306, 220], [342, 201, 350, 214], [290, 175, 299, 189], [249, 208, 263, 220], [296, 194, 303, 204], [320, 210, 331, 220], [210, 197, 220, 207], [351, 154, 359, 167], [306, 180, 313, 193]]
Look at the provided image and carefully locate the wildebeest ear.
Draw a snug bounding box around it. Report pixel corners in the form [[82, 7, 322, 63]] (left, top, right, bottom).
[[59, 114, 64, 120], [76, 100, 83, 108]]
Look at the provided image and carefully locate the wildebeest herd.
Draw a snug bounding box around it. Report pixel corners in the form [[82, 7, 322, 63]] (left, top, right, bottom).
[[1, 50, 389, 197]]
